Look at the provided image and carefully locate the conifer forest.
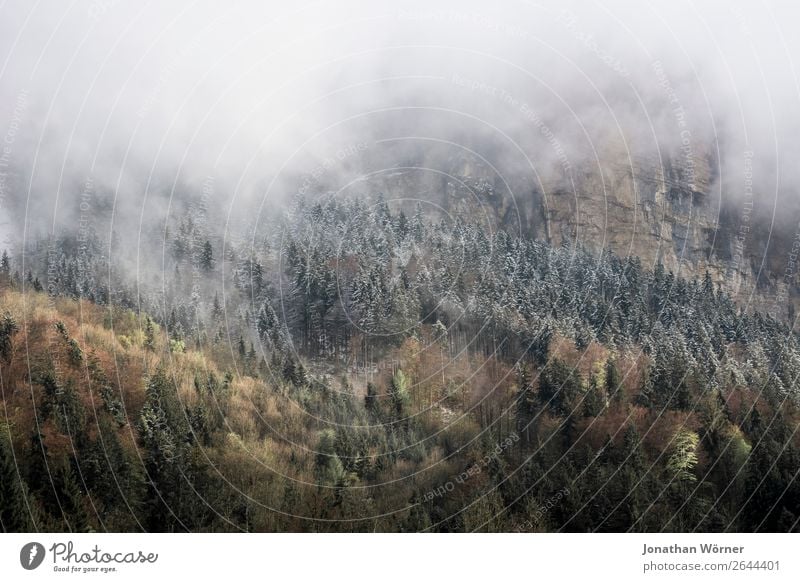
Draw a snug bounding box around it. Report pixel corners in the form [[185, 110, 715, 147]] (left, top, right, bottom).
[[1, 1, 799, 535]]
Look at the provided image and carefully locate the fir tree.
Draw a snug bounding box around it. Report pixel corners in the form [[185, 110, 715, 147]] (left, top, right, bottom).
[[0, 313, 18, 362], [200, 240, 214, 271], [0, 429, 34, 532], [0, 250, 9, 272], [144, 316, 156, 351]]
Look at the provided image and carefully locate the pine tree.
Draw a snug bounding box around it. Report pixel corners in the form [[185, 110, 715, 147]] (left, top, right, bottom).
[[144, 316, 156, 351], [583, 375, 605, 417], [200, 240, 214, 271], [605, 357, 623, 403], [211, 293, 223, 322], [315, 429, 344, 485], [667, 429, 699, 485], [139, 367, 192, 531], [0, 250, 10, 274], [0, 313, 18, 362], [0, 429, 33, 532], [538, 358, 582, 416], [365, 382, 379, 417], [249, 259, 263, 297], [390, 369, 410, 420], [58, 464, 90, 532], [604, 424, 648, 531], [515, 364, 537, 445]]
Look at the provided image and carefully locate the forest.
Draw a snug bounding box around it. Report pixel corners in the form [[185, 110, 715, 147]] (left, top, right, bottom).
[[1, 194, 799, 532]]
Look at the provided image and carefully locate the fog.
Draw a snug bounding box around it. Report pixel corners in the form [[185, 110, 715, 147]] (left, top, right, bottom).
[[0, 0, 798, 258]]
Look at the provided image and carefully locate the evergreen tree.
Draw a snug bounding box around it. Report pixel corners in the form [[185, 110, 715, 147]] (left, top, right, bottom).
[[315, 429, 344, 485], [138, 367, 195, 531], [390, 369, 410, 420], [0, 313, 18, 362], [605, 357, 623, 403], [600, 424, 648, 531], [144, 316, 156, 351], [583, 375, 605, 417], [667, 429, 699, 485], [200, 240, 214, 271], [211, 293, 223, 322], [538, 358, 582, 416], [0, 429, 34, 532], [364, 382, 379, 416], [515, 364, 537, 445], [58, 463, 90, 532]]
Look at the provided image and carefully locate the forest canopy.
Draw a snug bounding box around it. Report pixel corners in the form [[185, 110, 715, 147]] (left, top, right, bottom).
[[1, 195, 798, 532]]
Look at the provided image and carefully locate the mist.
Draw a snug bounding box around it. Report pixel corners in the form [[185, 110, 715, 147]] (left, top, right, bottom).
[[1, 0, 799, 261], [4, 0, 800, 540]]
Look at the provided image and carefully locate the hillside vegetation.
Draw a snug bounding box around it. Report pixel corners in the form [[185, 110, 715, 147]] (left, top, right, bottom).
[[1, 196, 799, 532]]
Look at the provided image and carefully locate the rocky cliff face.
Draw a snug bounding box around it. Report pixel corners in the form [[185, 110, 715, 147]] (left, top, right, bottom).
[[531, 148, 727, 277], [336, 142, 795, 319]]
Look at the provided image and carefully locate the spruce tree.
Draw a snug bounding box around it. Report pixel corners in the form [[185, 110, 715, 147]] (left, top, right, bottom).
[[144, 316, 156, 351], [0, 313, 18, 362], [390, 369, 410, 419], [0, 430, 33, 532], [515, 364, 536, 445], [200, 240, 214, 271]]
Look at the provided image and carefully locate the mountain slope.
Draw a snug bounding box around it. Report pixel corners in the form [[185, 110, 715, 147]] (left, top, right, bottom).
[[1, 199, 799, 532]]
